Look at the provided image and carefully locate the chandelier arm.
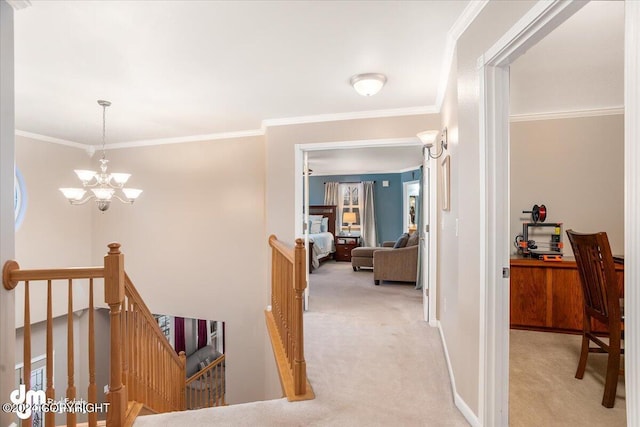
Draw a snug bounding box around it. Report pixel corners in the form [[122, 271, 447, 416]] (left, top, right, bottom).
[[67, 196, 96, 206], [111, 194, 134, 204]]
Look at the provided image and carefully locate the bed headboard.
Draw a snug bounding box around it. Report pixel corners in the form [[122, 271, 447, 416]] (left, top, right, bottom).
[[309, 205, 337, 236]]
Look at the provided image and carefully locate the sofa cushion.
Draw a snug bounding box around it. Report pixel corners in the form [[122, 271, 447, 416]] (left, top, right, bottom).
[[351, 246, 393, 258], [393, 233, 410, 248], [406, 232, 419, 247], [186, 345, 222, 378]]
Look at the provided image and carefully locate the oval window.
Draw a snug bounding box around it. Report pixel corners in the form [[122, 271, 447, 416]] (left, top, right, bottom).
[[15, 167, 27, 230]]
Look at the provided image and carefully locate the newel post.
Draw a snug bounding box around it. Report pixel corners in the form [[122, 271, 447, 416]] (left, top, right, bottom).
[[105, 242, 127, 427], [293, 239, 307, 395]]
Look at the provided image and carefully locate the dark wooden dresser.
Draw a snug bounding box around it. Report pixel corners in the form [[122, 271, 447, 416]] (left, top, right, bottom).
[[335, 236, 360, 262], [510, 256, 624, 334]]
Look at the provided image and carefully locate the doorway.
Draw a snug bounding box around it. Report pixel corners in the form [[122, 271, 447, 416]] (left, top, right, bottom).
[[294, 138, 438, 325], [403, 180, 420, 235], [508, 1, 625, 423], [479, 1, 640, 425]]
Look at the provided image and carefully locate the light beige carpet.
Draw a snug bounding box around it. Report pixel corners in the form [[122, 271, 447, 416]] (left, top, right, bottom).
[[134, 260, 468, 426], [510, 329, 626, 426]]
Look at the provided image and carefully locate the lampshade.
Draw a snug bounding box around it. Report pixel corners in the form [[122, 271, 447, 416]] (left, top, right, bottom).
[[74, 169, 97, 183], [122, 188, 143, 200], [110, 173, 131, 185], [59, 188, 86, 201], [416, 130, 438, 147], [350, 73, 387, 96], [343, 212, 357, 224]]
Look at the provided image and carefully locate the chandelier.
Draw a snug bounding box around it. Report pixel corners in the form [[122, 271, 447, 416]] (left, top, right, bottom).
[[59, 100, 142, 211]]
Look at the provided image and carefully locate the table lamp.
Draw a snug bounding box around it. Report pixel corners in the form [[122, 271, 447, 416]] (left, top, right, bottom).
[[342, 212, 357, 236]]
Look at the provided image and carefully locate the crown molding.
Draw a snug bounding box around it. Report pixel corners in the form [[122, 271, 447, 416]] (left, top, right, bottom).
[[311, 164, 421, 177], [301, 137, 422, 152], [435, 0, 490, 111], [15, 130, 87, 150], [509, 106, 624, 122], [105, 128, 264, 150], [16, 107, 435, 151], [7, 0, 31, 10], [262, 106, 437, 128], [15, 128, 264, 150]]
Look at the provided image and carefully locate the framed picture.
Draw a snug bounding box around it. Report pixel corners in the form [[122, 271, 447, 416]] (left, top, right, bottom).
[[441, 155, 450, 211]]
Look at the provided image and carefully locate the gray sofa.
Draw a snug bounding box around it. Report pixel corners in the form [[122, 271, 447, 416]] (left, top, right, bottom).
[[185, 345, 225, 408], [186, 345, 222, 378], [351, 241, 394, 270]]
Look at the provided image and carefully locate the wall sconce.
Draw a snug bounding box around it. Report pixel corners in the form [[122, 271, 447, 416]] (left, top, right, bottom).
[[417, 128, 448, 159]]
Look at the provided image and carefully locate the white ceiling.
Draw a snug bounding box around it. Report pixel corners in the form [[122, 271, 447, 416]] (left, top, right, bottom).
[[308, 145, 423, 176], [510, 0, 624, 116], [13, 1, 624, 176], [14, 0, 469, 146]]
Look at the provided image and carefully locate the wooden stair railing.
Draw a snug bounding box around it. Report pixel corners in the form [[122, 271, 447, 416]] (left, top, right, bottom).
[[185, 354, 226, 409], [2, 243, 186, 427], [265, 235, 314, 401], [122, 272, 186, 415]]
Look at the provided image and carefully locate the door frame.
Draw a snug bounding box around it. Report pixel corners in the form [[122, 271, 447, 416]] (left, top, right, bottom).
[[402, 179, 420, 234], [294, 137, 438, 325], [478, 0, 639, 425]]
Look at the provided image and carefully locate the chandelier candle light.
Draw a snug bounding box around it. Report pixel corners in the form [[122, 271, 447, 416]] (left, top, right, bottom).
[[60, 100, 142, 211]]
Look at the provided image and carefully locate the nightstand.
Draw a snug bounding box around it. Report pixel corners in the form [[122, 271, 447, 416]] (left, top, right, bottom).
[[335, 236, 360, 262]]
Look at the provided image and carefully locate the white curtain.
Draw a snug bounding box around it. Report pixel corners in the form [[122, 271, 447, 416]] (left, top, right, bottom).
[[361, 181, 377, 247], [324, 182, 340, 205], [324, 181, 341, 231]]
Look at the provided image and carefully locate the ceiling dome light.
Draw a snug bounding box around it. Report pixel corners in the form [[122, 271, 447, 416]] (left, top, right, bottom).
[[350, 73, 387, 96]]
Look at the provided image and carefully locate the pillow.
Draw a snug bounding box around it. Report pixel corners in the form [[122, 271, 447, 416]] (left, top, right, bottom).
[[308, 214, 323, 223], [393, 233, 410, 248], [307, 215, 324, 232], [204, 357, 211, 366], [310, 220, 322, 234], [320, 217, 329, 232], [406, 232, 419, 247], [198, 361, 207, 371]]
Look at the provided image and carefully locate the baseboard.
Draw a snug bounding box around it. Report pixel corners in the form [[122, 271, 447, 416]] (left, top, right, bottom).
[[437, 321, 482, 427]]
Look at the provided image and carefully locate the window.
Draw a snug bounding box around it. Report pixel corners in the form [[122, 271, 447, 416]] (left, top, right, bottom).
[[339, 183, 361, 233], [154, 314, 174, 347], [209, 321, 224, 354], [15, 355, 47, 427]]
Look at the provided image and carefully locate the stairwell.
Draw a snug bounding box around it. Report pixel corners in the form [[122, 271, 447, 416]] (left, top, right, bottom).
[[133, 261, 467, 426]]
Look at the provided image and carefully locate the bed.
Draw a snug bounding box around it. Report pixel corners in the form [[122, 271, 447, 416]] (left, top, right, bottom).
[[307, 205, 337, 272]]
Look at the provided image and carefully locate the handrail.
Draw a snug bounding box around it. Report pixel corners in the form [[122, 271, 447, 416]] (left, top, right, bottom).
[[268, 234, 295, 263], [124, 274, 184, 365], [122, 273, 186, 414], [3, 261, 104, 290], [185, 354, 226, 409], [265, 235, 314, 401], [2, 242, 187, 427]]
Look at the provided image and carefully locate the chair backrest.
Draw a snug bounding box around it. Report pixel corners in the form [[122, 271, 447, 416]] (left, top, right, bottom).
[[566, 230, 621, 327]]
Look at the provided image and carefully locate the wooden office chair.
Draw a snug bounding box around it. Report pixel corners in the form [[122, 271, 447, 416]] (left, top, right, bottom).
[[566, 230, 624, 408]]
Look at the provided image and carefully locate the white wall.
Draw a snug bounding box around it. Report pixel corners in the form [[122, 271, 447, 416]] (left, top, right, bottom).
[[510, 115, 624, 257], [14, 136, 94, 327], [438, 0, 538, 416], [89, 136, 270, 405], [264, 113, 439, 397]]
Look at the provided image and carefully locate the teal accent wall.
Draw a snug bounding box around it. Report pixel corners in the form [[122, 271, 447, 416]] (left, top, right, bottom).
[[309, 169, 420, 245]]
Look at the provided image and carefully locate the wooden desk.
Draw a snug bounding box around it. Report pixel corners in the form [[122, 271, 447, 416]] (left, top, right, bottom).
[[510, 257, 624, 334]]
